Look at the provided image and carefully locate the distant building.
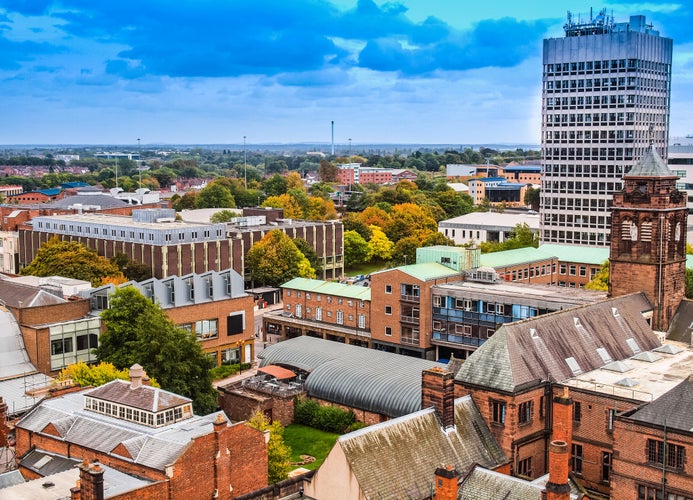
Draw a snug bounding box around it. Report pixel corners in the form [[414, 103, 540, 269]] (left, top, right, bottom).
[[336, 163, 416, 185], [439, 211, 539, 245], [468, 177, 528, 207]]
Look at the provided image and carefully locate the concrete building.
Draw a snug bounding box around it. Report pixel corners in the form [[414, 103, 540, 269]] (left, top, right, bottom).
[[438, 211, 540, 245], [540, 11, 673, 246]]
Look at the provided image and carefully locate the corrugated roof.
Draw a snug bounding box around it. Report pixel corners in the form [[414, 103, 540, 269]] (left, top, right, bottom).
[[335, 396, 506, 499], [258, 336, 446, 417], [455, 293, 659, 392], [538, 244, 610, 265], [281, 278, 370, 300], [625, 144, 675, 177]]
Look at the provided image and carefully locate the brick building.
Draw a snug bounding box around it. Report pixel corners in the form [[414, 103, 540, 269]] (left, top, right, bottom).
[[87, 268, 255, 367], [336, 163, 417, 185], [20, 207, 344, 281], [12, 365, 268, 499], [611, 375, 693, 499], [610, 144, 687, 331]]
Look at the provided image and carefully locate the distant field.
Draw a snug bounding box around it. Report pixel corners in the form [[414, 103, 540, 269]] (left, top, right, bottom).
[[283, 424, 340, 471]]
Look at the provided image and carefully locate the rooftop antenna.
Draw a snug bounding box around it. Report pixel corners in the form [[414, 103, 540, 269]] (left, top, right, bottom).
[[331, 121, 335, 156]]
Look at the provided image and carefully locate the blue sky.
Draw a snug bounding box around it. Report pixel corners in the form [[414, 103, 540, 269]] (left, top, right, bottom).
[[1, 1, 692, 146]]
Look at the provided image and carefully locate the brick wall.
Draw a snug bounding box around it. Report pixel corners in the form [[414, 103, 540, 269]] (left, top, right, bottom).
[[282, 286, 370, 331]]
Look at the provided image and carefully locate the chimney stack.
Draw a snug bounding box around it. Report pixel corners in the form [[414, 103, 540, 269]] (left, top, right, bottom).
[[77, 459, 105, 500], [421, 367, 455, 429], [545, 388, 573, 500], [434, 464, 459, 500], [129, 364, 145, 390]]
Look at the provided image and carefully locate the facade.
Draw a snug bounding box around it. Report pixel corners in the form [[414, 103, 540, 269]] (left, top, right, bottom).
[[609, 145, 687, 331], [501, 165, 542, 184], [336, 163, 416, 185], [12, 365, 268, 499], [87, 269, 255, 367], [439, 211, 540, 245], [430, 269, 605, 360], [0, 230, 19, 274], [540, 12, 673, 246]]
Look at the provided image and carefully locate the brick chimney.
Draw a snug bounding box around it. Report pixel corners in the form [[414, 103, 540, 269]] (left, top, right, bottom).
[[77, 459, 104, 500], [545, 441, 570, 500], [0, 396, 8, 447], [129, 364, 145, 390], [545, 388, 573, 500], [421, 367, 455, 429], [434, 464, 458, 500]]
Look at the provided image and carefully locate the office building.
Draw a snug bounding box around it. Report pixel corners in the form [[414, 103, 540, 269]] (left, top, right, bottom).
[[540, 11, 672, 245]]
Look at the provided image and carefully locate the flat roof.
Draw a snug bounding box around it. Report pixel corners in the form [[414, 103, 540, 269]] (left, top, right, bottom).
[[32, 212, 216, 230], [439, 212, 540, 229], [539, 244, 609, 265], [282, 278, 370, 300], [480, 247, 555, 268], [562, 341, 693, 403], [373, 263, 460, 282]]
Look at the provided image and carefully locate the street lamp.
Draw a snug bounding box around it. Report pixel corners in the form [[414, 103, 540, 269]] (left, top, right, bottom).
[[348, 138, 352, 155], [137, 138, 142, 189], [243, 136, 247, 189]]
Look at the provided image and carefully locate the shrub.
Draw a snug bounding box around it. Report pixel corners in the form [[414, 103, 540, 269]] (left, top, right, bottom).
[[294, 397, 357, 433], [209, 362, 252, 381]]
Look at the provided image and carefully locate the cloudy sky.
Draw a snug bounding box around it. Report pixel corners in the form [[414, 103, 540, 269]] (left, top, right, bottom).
[[1, 0, 692, 146]]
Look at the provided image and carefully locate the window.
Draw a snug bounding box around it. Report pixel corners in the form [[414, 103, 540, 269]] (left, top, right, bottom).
[[539, 396, 545, 418], [227, 313, 244, 335], [517, 457, 532, 478], [76, 334, 99, 351], [327, 296, 332, 303], [602, 452, 612, 482], [559, 264, 567, 275], [573, 401, 582, 422], [286, 290, 292, 297], [433, 295, 443, 307], [51, 338, 73, 355], [384, 306, 393, 315], [491, 401, 506, 425], [315, 307, 322, 321], [195, 319, 219, 340], [518, 401, 534, 425], [572, 444, 583, 474], [385, 327, 392, 336], [336, 311, 344, 325], [337, 298, 343, 305], [358, 314, 366, 329], [647, 439, 686, 469], [296, 291, 302, 298], [607, 409, 615, 432], [385, 285, 392, 294]]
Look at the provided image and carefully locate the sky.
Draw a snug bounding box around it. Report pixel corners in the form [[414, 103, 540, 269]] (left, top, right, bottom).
[[1, 0, 692, 146]]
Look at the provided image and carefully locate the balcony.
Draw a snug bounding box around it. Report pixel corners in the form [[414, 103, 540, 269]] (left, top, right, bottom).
[[400, 315, 420, 325], [400, 294, 420, 303]]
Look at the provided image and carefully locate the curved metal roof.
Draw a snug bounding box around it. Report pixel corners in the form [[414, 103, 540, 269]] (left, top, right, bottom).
[[258, 336, 445, 417]]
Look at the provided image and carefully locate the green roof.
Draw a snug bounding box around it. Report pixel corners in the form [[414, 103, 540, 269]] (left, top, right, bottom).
[[479, 247, 555, 268], [539, 244, 609, 265], [281, 277, 371, 300], [387, 263, 460, 281], [625, 145, 675, 178]]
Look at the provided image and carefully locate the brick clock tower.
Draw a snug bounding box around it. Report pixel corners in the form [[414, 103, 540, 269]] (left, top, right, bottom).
[[610, 144, 687, 331]]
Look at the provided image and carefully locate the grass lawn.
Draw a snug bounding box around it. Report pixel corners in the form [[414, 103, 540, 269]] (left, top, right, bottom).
[[344, 260, 388, 277], [283, 424, 340, 470]]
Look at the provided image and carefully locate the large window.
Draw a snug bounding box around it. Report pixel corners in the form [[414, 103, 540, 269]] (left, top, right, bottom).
[[195, 319, 218, 340], [572, 444, 583, 474], [518, 401, 534, 425], [602, 452, 612, 482], [647, 439, 686, 470], [517, 457, 532, 478], [51, 338, 73, 356], [492, 401, 506, 425]]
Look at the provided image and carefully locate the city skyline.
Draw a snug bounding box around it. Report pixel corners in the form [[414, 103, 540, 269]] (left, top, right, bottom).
[[2, 1, 692, 146]]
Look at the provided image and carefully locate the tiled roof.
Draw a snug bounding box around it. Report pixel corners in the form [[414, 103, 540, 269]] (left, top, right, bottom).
[[86, 379, 191, 412], [16, 389, 230, 472], [455, 293, 659, 392], [0, 279, 66, 308], [459, 466, 545, 499], [281, 278, 370, 300], [668, 299, 693, 343], [336, 396, 506, 499], [625, 144, 675, 177], [626, 375, 693, 431]]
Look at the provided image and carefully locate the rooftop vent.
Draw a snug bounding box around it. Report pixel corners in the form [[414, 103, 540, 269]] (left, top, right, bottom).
[[602, 360, 632, 373], [625, 338, 641, 355], [612, 307, 620, 317], [565, 357, 582, 376], [530, 328, 539, 339], [653, 344, 683, 355], [615, 377, 640, 387], [631, 351, 661, 363], [573, 317, 582, 328]]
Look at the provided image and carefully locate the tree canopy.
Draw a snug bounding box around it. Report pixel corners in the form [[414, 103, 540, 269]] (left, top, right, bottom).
[[21, 236, 125, 286], [246, 230, 315, 286], [56, 361, 160, 388], [344, 230, 372, 267], [247, 412, 291, 484], [95, 287, 218, 414]]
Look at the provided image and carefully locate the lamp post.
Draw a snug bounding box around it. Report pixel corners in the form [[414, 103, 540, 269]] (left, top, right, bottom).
[[137, 138, 142, 189], [348, 138, 352, 155], [243, 136, 247, 189]]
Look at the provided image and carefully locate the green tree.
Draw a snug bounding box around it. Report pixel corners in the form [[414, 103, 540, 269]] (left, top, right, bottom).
[[262, 174, 288, 197], [210, 209, 240, 223], [293, 238, 324, 276], [368, 226, 394, 261], [586, 260, 610, 291], [172, 192, 198, 211], [247, 412, 291, 484], [524, 186, 540, 210], [246, 230, 315, 286], [21, 237, 125, 286], [391, 236, 421, 266], [480, 223, 539, 253], [56, 361, 160, 388], [196, 181, 236, 208], [342, 213, 373, 241], [344, 230, 372, 267], [110, 252, 153, 282], [96, 287, 218, 414], [318, 160, 339, 182]]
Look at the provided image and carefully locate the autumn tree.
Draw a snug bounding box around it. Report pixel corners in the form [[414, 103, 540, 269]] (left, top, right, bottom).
[[344, 230, 371, 267], [96, 287, 218, 414], [383, 203, 437, 242], [586, 260, 610, 291], [391, 236, 421, 266], [342, 213, 373, 240], [246, 230, 315, 286], [262, 194, 304, 218], [196, 181, 236, 208], [21, 237, 125, 286], [293, 238, 323, 276], [368, 225, 394, 261], [318, 160, 339, 182], [56, 361, 160, 388], [247, 412, 291, 484]]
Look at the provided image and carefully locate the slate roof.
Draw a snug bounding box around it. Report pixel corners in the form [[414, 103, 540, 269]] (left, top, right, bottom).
[[625, 144, 676, 178], [86, 379, 191, 412], [0, 279, 66, 308], [282, 278, 370, 300], [46, 193, 130, 210], [16, 389, 230, 472], [458, 466, 545, 499], [627, 375, 693, 431], [21, 449, 79, 476], [455, 293, 659, 392], [667, 299, 693, 344], [335, 396, 506, 500], [259, 336, 446, 417]]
